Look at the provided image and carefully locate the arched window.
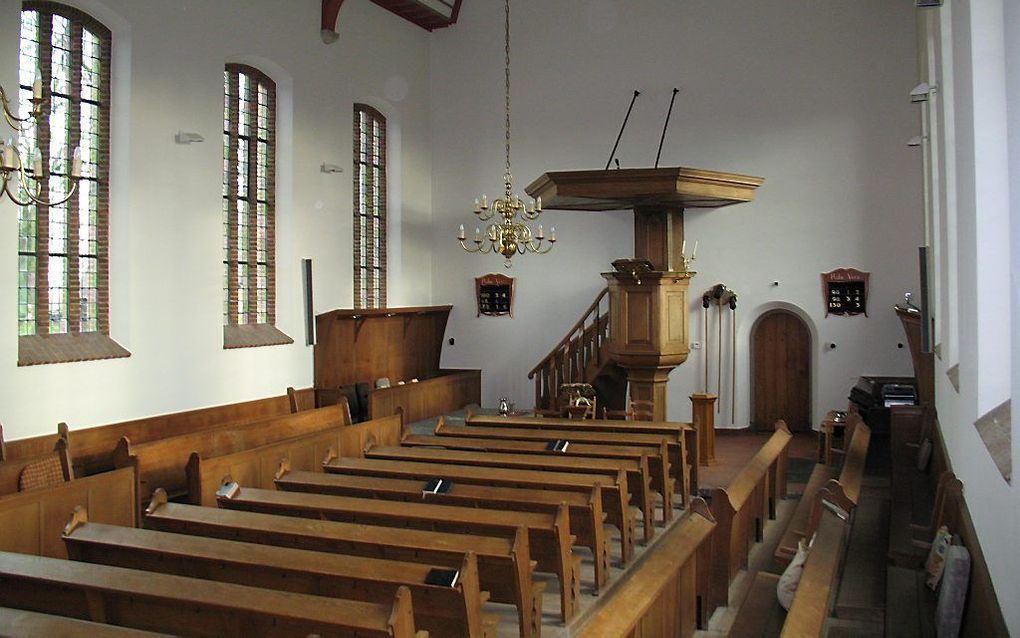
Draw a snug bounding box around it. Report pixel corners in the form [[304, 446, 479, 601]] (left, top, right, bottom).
[[17, 2, 128, 365], [353, 104, 387, 309], [222, 64, 291, 348]]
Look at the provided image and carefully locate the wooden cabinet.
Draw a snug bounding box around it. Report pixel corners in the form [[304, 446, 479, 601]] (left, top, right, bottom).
[[313, 306, 481, 422]]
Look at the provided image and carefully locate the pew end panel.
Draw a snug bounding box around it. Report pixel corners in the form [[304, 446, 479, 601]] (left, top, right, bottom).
[[575, 498, 716, 638], [0, 466, 136, 558]]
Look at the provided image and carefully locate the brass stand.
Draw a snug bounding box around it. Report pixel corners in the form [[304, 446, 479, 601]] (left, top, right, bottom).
[[691, 393, 718, 465]]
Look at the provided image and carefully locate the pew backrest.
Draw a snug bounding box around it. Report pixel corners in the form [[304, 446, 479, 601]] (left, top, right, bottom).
[[63, 512, 485, 638], [782, 501, 849, 637], [0, 434, 72, 496], [0, 550, 422, 638], [2, 390, 318, 475], [185, 429, 339, 506], [0, 465, 136, 558], [113, 404, 351, 508]]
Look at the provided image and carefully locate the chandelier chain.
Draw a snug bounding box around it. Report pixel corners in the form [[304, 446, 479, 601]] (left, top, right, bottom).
[[504, 0, 511, 180]]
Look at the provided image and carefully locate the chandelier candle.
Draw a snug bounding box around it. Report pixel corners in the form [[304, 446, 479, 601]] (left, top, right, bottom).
[[457, 0, 556, 268]]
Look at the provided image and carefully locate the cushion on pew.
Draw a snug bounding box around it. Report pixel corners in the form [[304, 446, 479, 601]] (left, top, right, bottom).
[[18, 457, 66, 492], [778, 538, 810, 610], [934, 544, 970, 638]]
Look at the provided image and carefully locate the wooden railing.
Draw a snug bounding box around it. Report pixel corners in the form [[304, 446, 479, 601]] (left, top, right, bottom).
[[528, 288, 610, 410]]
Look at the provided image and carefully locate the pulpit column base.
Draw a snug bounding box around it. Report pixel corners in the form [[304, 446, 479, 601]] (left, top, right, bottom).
[[623, 368, 672, 421]]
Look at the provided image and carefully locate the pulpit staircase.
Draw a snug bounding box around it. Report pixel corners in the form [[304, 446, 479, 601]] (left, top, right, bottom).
[[528, 288, 628, 412]]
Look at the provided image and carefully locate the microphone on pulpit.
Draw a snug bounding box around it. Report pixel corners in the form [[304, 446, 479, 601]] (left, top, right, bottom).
[[605, 90, 641, 170], [654, 88, 681, 169], [614, 158, 621, 170]]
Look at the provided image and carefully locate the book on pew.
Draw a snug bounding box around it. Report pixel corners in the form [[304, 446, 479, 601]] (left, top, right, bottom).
[[422, 478, 453, 495], [424, 568, 460, 588], [545, 439, 570, 452]]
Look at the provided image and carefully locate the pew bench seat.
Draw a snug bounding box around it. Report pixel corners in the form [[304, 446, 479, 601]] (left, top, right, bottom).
[[774, 463, 838, 566], [0, 607, 172, 637], [63, 511, 495, 638], [728, 572, 786, 638], [885, 566, 937, 638], [0, 550, 425, 638]]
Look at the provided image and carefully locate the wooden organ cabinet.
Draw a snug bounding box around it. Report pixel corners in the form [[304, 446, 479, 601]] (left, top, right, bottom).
[[313, 305, 481, 423]]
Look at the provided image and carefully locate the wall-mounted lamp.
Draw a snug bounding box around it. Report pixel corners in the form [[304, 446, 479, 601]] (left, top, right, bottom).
[[320, 162, 344, 174], [175, 131, 205, 144], [907, 136, 923, 147], [910, 82, 935, 103]]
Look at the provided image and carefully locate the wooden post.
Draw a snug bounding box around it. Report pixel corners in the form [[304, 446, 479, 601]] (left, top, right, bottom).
[[691, 393, 717, 465]]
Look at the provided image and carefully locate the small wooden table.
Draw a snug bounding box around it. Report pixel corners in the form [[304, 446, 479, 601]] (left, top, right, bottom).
[[817, 410, 847, 465]]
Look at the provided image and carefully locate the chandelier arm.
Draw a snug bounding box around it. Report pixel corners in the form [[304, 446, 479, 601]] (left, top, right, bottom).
[[0, 85, 44, 130], [2, 176, 38, 207]]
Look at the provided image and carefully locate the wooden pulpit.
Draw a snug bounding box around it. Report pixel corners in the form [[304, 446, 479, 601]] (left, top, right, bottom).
[[527, 167, 764, 420]]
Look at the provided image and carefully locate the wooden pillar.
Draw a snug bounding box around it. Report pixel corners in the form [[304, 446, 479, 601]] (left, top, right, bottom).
[[634, 207, 685, 271], [625, 368, 671, 421], [691, 393, 717, 465]]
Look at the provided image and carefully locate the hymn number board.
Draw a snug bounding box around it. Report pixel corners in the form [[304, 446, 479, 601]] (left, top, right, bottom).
[[822, 268, 869, 317], [476, 273, 515, 317]]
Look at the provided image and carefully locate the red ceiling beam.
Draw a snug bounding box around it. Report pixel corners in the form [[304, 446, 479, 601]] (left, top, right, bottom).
[[321, 0, 346, 43], [321, 0, 462, 41]]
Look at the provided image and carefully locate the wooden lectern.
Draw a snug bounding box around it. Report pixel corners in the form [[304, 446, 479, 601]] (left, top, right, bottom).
[[527, 167, 764, 420]]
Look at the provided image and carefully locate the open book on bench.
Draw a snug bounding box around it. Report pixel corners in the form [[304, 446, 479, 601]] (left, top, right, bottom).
[[545, 440, 570, 452], [422, 478, 453, 495], [424, 567, 460, 588]]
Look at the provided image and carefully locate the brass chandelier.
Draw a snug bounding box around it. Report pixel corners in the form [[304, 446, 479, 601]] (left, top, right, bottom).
[[457, 0, 555, 268], [0, 78, 83, 207]]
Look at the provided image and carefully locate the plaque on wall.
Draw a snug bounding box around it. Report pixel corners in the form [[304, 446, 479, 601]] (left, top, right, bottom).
[[822, 268, 869, 317], [476, 273, 515, 317]]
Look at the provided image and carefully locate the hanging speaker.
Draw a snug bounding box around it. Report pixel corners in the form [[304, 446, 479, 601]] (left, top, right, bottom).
[[302, 258, 315, 346]]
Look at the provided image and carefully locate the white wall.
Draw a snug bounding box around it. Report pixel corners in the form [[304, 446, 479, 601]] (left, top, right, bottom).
[[924, 0, 1019, 632], [0, 0, 433, 439], [430, 0, 920, 425]]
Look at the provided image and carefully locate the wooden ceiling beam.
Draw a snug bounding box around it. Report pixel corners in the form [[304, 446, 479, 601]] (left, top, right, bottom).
[[321, 0, 461, 41], [320, 0, 347, 43]]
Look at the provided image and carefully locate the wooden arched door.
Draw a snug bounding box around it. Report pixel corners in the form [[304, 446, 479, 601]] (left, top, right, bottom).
[[751, 310, 811, 432]]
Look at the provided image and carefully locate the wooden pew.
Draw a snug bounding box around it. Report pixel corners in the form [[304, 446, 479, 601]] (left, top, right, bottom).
[[465, 410, 697, 498], [705, 421, 792, 618], [0, 550, 425, 638], [324, 455, 636, 562], [363, 441, 657, 543], [0, 465, 136, 559], [729, 500, 849, 638], [276, 462, 613, 590], [0, 433, 72, 497], [0, 607, 172, 637], [113, 404, 349, 513], [886, 471, 1009, 637], [775, 421, 871, 565], [408, 425, 675, 522], [575, 500, 717, 638], [439, 419, 689, 506], [63, 508, 492, 638], [2, 389, 317, 476], [143, 490, 541, 638], [216, 480, 579, 623], [185, 431, 338, 506]]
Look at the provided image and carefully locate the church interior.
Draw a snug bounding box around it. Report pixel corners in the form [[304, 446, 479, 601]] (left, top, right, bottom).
[[0, 0, 1016, 636]]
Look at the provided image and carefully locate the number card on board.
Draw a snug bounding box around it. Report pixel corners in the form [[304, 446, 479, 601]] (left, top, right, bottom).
[[821, 268, 869, 317], [476, 273, 515, 317]]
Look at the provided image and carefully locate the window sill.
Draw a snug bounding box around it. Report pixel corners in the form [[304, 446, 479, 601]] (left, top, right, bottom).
[[18, 333, 131, 366], [223, 324, 294, 349]]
